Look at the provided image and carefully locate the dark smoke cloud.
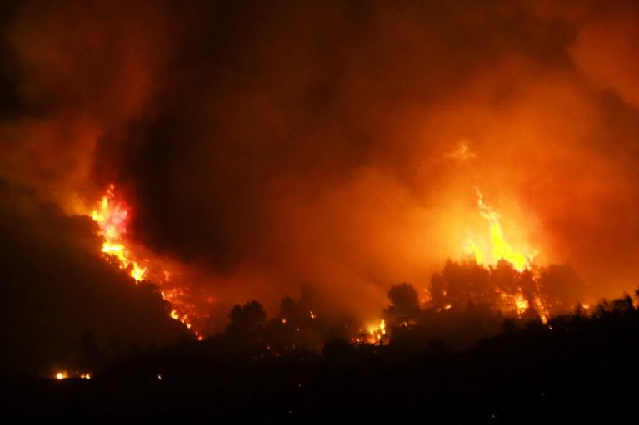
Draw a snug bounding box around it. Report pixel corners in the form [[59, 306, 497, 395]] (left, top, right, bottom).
[[1, 0, 639, 320], [0, 0, 176, 206]]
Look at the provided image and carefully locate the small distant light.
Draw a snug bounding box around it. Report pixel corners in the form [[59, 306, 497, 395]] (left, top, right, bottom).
[[281, 318, 287, 324], [157, 374, 163, 380], [56, 373, 64, 380]]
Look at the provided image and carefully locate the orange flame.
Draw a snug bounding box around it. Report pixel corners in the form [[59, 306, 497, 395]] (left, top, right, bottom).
[[90, 185, 204, 338], [366, 319, 387, 343], [451, 188, 549, 322], [466, 188, 535, 271], [91, 185, 147, 281]]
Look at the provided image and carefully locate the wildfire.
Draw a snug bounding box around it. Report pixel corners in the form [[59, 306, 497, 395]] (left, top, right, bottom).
[[431, 187, 551, 323], [91, 185, 146, 281], [351, 319, 388, 345], [90, 185, 204, 339], [502, 291, 529, 316], [466, 188, 535, 272], [534, 296, 549, 324], [368, 319, 387, 343]]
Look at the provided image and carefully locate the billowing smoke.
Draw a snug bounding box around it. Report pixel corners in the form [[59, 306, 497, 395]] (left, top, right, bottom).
[[1, 0, 639, 323]]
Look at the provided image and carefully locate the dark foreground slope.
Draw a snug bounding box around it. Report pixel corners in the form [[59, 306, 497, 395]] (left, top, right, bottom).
[[2, 301, 639, 423], [0, 181, 188, 377]]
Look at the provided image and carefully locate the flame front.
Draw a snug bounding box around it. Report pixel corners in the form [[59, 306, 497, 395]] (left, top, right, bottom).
[[90, 185, 204, 339], [91, 185, 147, 281]]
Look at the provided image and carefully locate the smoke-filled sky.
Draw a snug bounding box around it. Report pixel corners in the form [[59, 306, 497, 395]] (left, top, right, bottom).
[[2, 0, 639, 320]]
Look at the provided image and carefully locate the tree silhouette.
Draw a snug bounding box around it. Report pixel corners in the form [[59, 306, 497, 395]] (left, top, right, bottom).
[[538, 265, 584, 311], [280, 296, 301, 324], [227, 301, 267, 334], [384, 282, 420, 325]]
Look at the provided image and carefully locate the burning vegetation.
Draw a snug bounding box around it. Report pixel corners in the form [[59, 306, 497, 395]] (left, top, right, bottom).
[[91, 185, 147, 282], [0, 176, 588, 381], [84, 180, 587, 352], [1, 2, 638, 374], [90, 184, 205, 340], [4, 0, 639, 420]]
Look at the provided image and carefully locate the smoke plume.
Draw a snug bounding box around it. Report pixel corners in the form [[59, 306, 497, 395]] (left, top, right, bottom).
[[1, 0, 639, 321]]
